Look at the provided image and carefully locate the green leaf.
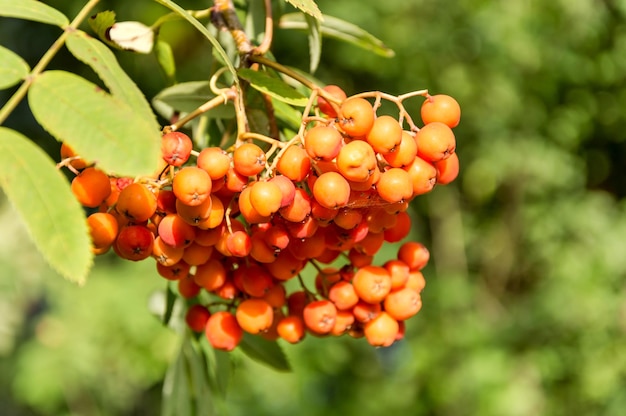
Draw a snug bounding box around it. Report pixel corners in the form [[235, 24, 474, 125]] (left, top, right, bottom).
[[279, 13, 395, 58], [154, 40, 177, 84], [0, 0, 69, 27], [0, 44, 30, 90], [152, 81, 235, 120], [87, 10, 117, 46], [65, 30, 160, 131], [162, 343, 192, 416], [238, 68, 308, 107], [284, 0, 323, 21], [28, 71, 161, 177], [305, 13, 322, 73], [272, 98, 303, 130], [0, 127, 92, 284], [162, 282, 177, 325], [199, 339, 232, 398], [151, 0, 238, 83], [239, 333, 291, 372]]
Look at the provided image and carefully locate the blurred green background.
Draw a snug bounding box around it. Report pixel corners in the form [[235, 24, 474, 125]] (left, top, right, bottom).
[[2, 0, 626, 415]]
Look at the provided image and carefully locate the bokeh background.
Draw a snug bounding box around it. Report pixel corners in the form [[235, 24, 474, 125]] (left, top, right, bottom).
[[2, 0, 626, 415]]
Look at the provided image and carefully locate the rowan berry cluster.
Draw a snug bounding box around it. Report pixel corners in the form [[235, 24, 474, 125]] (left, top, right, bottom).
[[61, 86, 461, 349]]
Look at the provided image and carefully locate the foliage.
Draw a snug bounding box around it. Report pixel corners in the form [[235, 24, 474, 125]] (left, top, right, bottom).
[[2, 0, 626, 415]]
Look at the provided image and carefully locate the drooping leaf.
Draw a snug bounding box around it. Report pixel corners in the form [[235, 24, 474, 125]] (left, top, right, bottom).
[[272, 98, 303, 130], [238, 68, 308, 107], [0, 44, 30, 89], [185, 337, 216, 415], [284, 0, 323, 21], [239, 333, 292, 372], [154, 40, 177, 84], [28, 71, 161, 177], [161, 343, 192, 416], [0, 127, 92, 284], [305, 13, 322, 73], [279, 13, 395, 58], [0, 0, 69, 27], [163, 282, 178, 325], [199, 339, 233, 398], [65, 30, 160, 131], [151, 0, 238, 82], [152, 81, 235, 120]]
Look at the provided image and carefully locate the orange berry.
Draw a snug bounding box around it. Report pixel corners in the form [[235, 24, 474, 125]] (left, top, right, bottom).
[[355, 231, 385, 256], [383, 287, 422, 321], [115, 182, 157, 223], [173, 166, 212, 206], [278, 188, 311, 223], [317, 85, 347, 118], [383, 131, 418, 168], [194, 258, 227, 291], [181, 241, 213, 266], [276, 145, 310, 182], [277, 315, 306, 343], [236, 298, 274, 334], [226, 230, 252, 257], [328, 280, 359, 311], [304, 125, 344, 161], [313, 171, 351, 209], [366, 115, 403, 154], [384, 259, 410, 290], [239, 263, 274, 297], [197, 147, 231, 180], [339, 97, 375, 137], [265, 250, 304, 281], [398, 241, 430, 270], [175, 195, 213, 226], [233, 143, 266, 177], [364, 311, 399, 347], [416, 122, 456, 162], [352, 300, 381, 323], [156, 260, 190, 281], [330, 310, 356, 336], [376, 168, 413, 203], [60, 142, 88, 170], [269, 175, 296, 208], [152, 236, 184, 266], [115, 225, 154, 261], [404, 156, 437, 196], [352, 265, 392, 304], [158, 213, 196, 248], [249, 180, 283, 217], [161, 131, 193, 167], [262, 283, 286, 309], [185, 304, 211, 332], [336, 139, 377, 182], [434, 151, 459, 185], [421, 94, 461, 128], [303, 299, 337, 335], [178, 273, 202, 298], [71, 167, 111, 208], [86, 212, 119, 249], [405, 270, 426, 293], [205, 311, 243, 351], [383, 210, 412, 243]]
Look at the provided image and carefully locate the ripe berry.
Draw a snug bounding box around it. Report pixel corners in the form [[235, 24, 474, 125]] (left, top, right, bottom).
[[173, 166, 212, 206], [416, 122, 456, 162], [352, 265, 392, 304], [303, 299, 337, 335], [313, 171, 351, 209], [277, 315, 306, 343], [339, 98, 375, 137], [161, 131, 193, 167], [87, 212, 119, 250], [421, 94, 461, 128], [185, 304, 211, 332], [317, 85, 347, 118], [366, 115, 403, 154], [205, 311, 243, 351], [304, 125, 344, 161], [71, 167, 111, 208], [236, 298, 274, 334], [233, 143, 266, 177], [115, 182, 157, 223], [364, 311, 399, 347]]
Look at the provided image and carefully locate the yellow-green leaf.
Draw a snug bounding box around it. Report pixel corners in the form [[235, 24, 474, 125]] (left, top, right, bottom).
[[238, 68, 308, 107], [0, 127, 92, 284], [28, 71, 161, 177], [0, 44, 30, 89], [0, 0, 69, 27], [65, 30, 160, 131], [284, 0, 323, 21]]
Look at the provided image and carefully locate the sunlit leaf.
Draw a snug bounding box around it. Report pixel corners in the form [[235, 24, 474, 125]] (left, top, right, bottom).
[[0, 127, 92, 284], [0, 44, 30, 89], [152, 81, 235, 120], [28, 71, 161, 177], [280, 13, 395, 58], [239, 333, 291, 372], [65, 30, 160, 131], [0, 0, 69, 27], [155, 40, 177, 84], [238, 68, 308, 107], [284, 0, 323, 21], [305, 13, 322, 73]]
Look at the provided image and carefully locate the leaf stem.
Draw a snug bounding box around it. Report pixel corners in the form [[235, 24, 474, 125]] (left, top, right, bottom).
[[0, 0, 101, 126]]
